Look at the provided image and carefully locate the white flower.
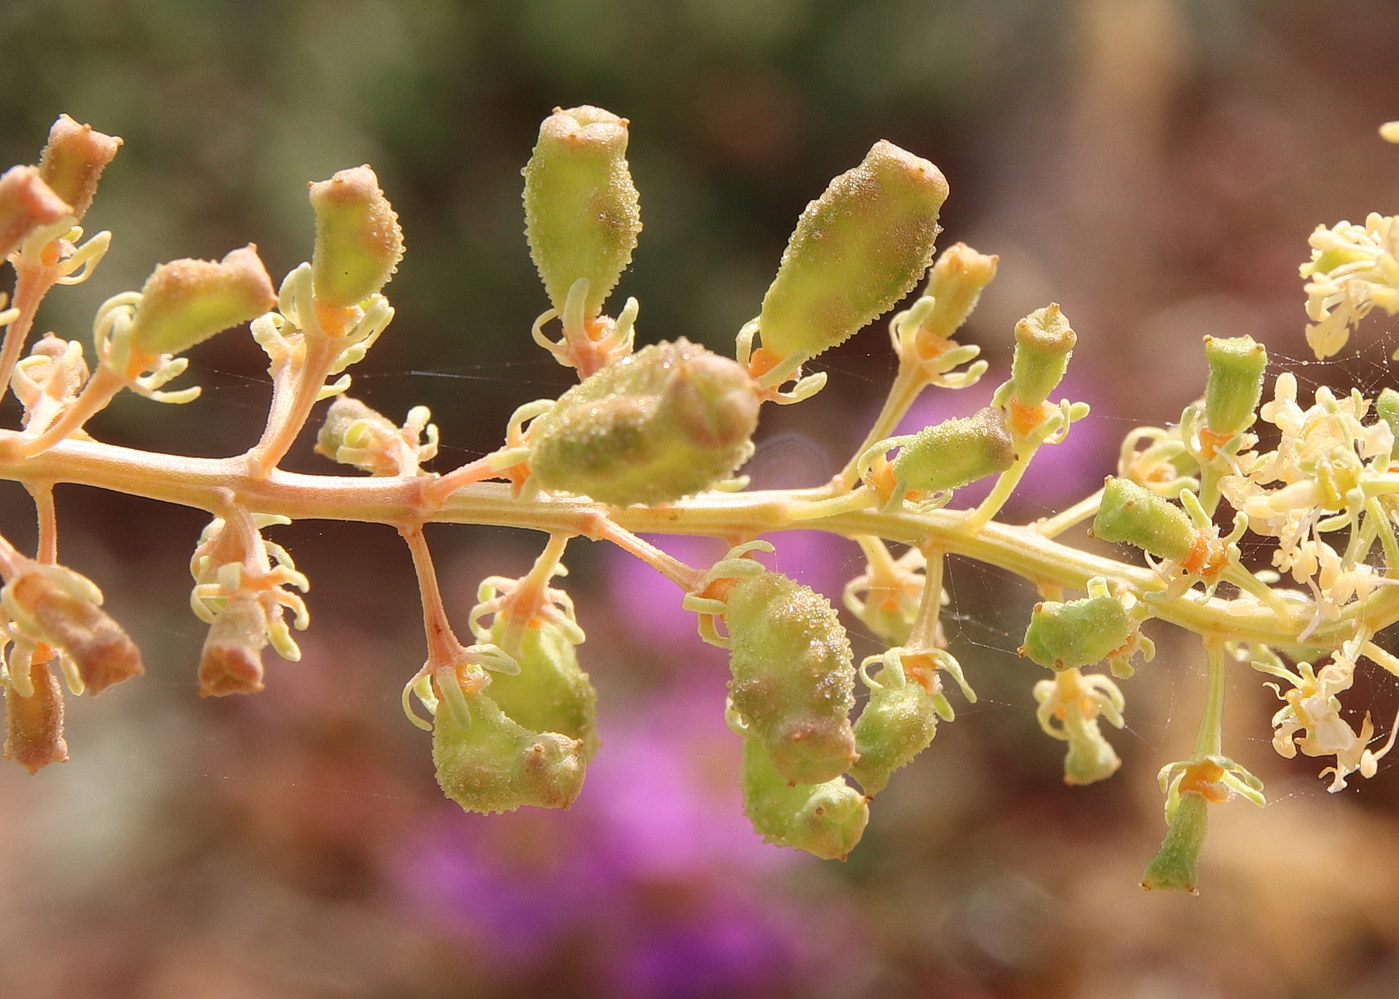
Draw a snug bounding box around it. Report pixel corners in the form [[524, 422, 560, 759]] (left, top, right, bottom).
[[1300, 213, 1399, 359]]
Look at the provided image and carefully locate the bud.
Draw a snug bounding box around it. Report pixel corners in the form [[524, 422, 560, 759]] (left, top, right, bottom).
[[1091, 477, 1194, 562], [523, 106, 641, 319], [1202, 335, 1267, 437], [1020, 594, 1132, 671], [4, 661, 69, 774], [889, 407, 1015, 494], [481, 617, 598, 760], [309, 165, 404, 309], [37, 114, 122, 221], [757, 140, 949, 363], [1140, 792, 1208, 893], [198, 593, 269, 696], [739, 731, 868, 860], [1377, 387, 1399, 445], [0, 165, 72, 259], [529, 339, 760, 505], [3, 566, 143, 695], [915, 242, 999, 342], [315, 395, 437, 477], [725, 570, 857, 785], [126, 245, 277, 358], [432, 681, 587, 814], [1008, 304, 1076, 409], [849, 659, 941, 796]]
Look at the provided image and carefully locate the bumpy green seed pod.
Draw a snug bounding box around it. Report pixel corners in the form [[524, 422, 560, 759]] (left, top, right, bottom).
[[1092, 477, 1194, 562], [849, 662, 940, 796], [529, 339, 760, 506], [739, 731, 868, 860], [726, 570, 857, 785], [890, 407, 1015, 494], [1202, 335, 1267, 437], [1141, 793, 1208, 893], [1377, 388, 1399, 444], [756, 140, 948, 363], [482, 619, 598, 761], [523, 106, 641, 319], [1021, 595, 1133, 671], [126, 245, 277, 358], [432, 684, 587, 815], [309, 165, 404, 309], [1008, 304, 1076, 409]]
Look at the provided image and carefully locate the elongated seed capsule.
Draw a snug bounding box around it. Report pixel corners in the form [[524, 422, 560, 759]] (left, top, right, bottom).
[[37, 114, 122, 221], [3, 662, 68, 774], [528, 339, 760, 505], [1140, 793, 1208, 893], [726, 570, 857, 785], [1202, 335, 1267, 437], [756, 140, 948, 363], [433, 683, 587, 814], [1091, 477, 1194, 562], [126, 245, 277, 358], [890, 407, 1015, 493], [523, 106, 641, 319], [849, 661, 941, 796], [483, 617, 598, 760], [740, 731, 868, 860], [1008, 304, 1076, 409], [1020, 595, 1133, 671], [309, 165, 404, 309]]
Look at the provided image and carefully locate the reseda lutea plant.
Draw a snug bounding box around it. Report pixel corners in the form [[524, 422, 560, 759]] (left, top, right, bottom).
[[4, 110, 1399, 892]]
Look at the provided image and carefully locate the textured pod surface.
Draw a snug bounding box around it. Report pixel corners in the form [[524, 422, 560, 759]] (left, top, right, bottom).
[[1021, 595, 1132, 671], [850, 670, 940, 796], [127, 245, 277, 357], [740, 733, 868, 860], [523, 105, 641, 318], [891, 407, 1015, 494], [1092, 477, 1195, 561], [309, 165, 404, 309], [484, 619, 598, 760], [433, 687, 587, 814], [726, 570, 857, 785], [529, 339, 760, 505], [1203, 334, 1267, 436], [757, 140, 948, 363]]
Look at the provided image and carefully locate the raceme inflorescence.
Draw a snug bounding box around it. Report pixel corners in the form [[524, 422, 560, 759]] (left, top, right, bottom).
[[4, 109, 1399, 893]]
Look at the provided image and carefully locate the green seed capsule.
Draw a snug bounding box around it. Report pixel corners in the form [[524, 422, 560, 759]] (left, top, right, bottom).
[[740, 732, 868, 860], [849, 662, 940, 796], [483, 619, 598, 761], [523, 105, 641, 319], [1092, 477, 1194, 562], [432, 684, 587, 815], [726, 570, 857, 785], [1140, 793, 1208, 893], [1020, 595, 1132, 671], [126, 245, 277, 358], [529, 339, 760, 506], [309, 165, 404, 309], [756, 140, 948, 363], [1203, 335, 1267, 437], [890, 407, 1015, 494], [1008, 304, 1076, 409]]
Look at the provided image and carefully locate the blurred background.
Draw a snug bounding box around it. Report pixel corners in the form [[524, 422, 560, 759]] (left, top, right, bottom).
[[3, 1, 1399, 996]]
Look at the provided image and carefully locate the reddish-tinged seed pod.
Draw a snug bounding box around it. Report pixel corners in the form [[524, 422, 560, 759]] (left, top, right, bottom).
[[127, 245, 277, 358], [756, 140, 948, 363], [0, 165, 71, 259], [37, 114, 122, 221], [3, 662, 69, 774], [528, 339, 760, 505], [725, 570, 857, 786]]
